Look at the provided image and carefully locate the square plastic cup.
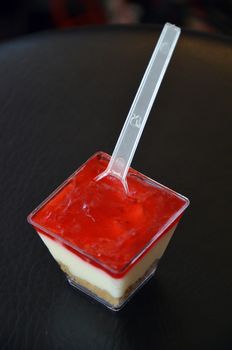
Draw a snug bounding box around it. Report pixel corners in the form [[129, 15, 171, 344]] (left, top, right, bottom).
[[28, 152, 189, 311]]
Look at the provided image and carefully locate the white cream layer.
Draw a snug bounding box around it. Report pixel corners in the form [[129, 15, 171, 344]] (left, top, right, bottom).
[[38, 225, 176, 298]]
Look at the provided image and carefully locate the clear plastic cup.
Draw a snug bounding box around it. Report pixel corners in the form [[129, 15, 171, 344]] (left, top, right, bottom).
[[28, 152, 189, 311]]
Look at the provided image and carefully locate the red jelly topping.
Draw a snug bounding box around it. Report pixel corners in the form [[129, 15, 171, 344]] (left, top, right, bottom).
[[30, 152, 188, 276]]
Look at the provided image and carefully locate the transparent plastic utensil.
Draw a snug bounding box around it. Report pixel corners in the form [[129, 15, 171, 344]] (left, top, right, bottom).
[[96, 23, 181, 191]]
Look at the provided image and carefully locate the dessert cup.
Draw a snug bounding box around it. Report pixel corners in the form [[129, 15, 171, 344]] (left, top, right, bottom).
[[28, 152, 189, 311]]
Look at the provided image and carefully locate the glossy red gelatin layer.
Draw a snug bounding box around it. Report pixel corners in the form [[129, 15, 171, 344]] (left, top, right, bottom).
[[29, 152, 189, 277]]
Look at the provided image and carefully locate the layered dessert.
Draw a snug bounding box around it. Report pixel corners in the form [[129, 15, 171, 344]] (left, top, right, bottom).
[[28, 152, 189, 310]]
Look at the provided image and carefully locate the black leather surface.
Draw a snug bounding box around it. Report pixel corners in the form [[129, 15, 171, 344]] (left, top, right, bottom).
[[0, 26, 231, 350]]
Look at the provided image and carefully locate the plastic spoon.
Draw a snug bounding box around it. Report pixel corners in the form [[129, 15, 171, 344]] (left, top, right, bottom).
[[96, 23, 181, 191]]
